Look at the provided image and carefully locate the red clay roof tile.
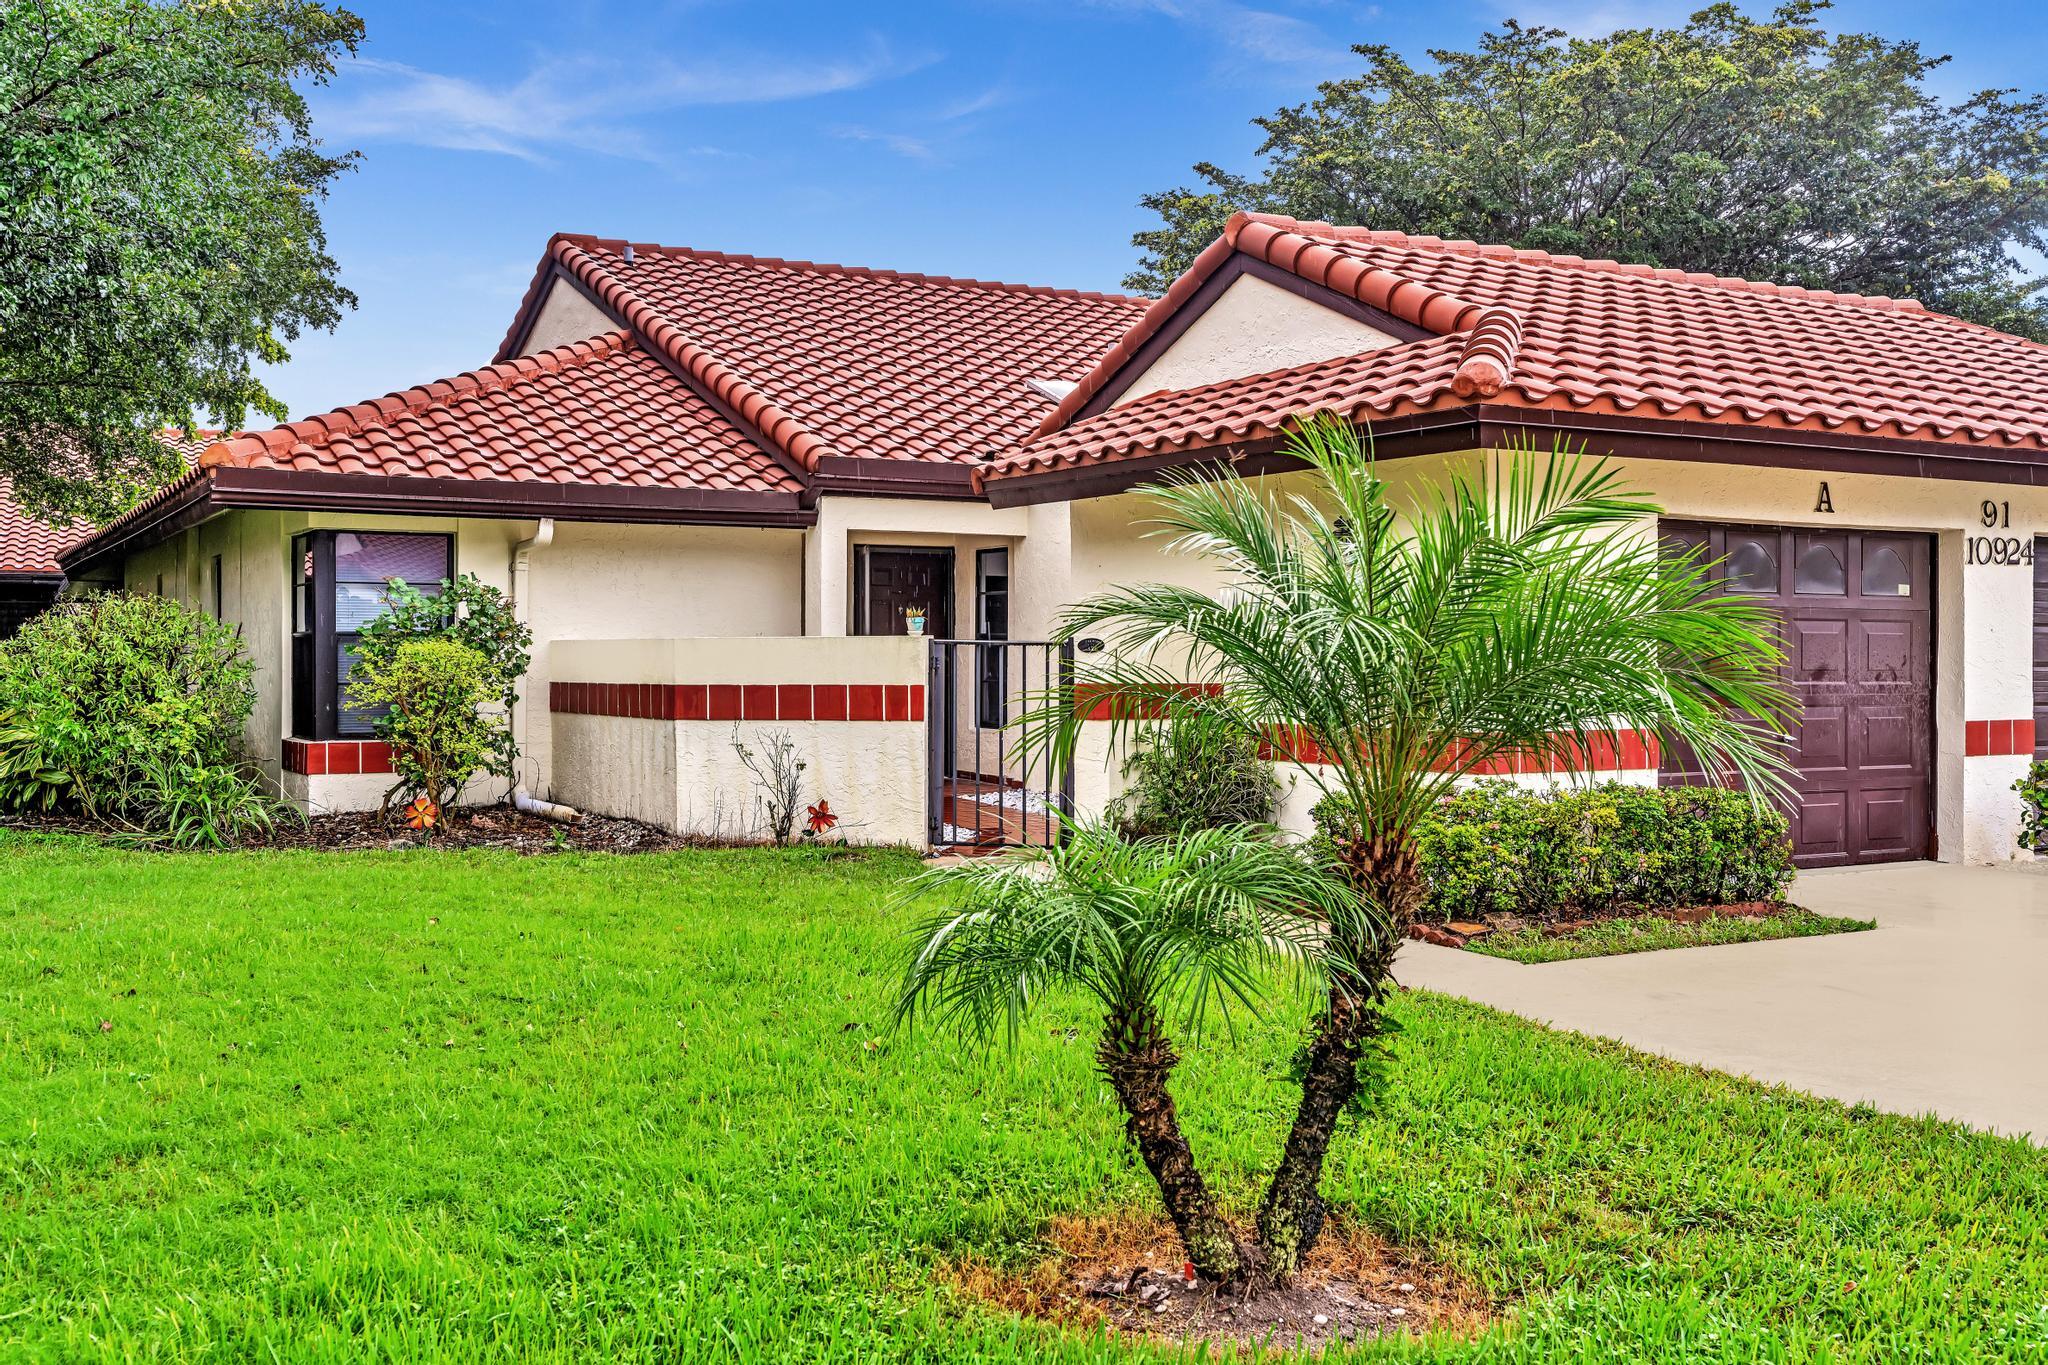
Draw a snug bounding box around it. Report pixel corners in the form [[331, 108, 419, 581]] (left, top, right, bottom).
[[504, 234, 1151, 471], [0, 431, 217, 576], [992, 212, 2048, 482]]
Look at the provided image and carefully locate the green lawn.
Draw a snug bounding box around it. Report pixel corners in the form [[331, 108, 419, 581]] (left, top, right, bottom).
[[1466, 906, 1874, 964], [2, 832, 2043, 1362]]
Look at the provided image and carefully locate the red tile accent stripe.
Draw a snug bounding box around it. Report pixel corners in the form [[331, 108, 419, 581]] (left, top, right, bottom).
[[1966, 718, 2036, 757], [1247, 727, 1660, 774], [549, 680, 925, 723], [282, 738, 394, 776]]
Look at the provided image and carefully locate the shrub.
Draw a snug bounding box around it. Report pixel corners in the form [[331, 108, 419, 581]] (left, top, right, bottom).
[[1315, 779, 1795, 921], [347, 637, 501, 822], [1106, 715, 1279, 838], [129, 757, 288, 849], [2014, 761, 2048, 853], [0, 592, 255, 815], [352, 574, 530, 781]]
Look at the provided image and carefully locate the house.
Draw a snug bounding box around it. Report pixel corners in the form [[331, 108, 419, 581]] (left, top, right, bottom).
[[0, 430, 217, 637], [56, 215, 2048, 865]]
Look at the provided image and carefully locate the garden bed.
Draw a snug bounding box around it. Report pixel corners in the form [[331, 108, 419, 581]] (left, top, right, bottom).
[[1, 804, 792, 856], [1411, 901, 1874, 963], [946, 1211, 1487, 1352]]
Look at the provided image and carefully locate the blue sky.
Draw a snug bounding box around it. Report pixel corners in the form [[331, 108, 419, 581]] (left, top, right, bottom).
[[266, 0, 2043, 420]]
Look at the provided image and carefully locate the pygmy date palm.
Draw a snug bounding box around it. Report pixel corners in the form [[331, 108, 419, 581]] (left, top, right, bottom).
[[896, 820, 1371, 1285], [1041, 415, 1792, 1278]]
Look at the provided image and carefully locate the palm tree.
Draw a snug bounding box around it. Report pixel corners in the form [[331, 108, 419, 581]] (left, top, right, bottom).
[[896, 820, 1371, 1286], [1037, 416, 1791, 1278]]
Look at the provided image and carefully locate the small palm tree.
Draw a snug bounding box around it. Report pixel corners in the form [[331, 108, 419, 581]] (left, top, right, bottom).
[[1037, 416, 1791, 1277], [897, 820, 1371, 1286]]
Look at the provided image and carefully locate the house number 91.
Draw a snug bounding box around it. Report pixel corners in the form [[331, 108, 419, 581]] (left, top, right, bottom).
[[1969, 502, 2031, 566]]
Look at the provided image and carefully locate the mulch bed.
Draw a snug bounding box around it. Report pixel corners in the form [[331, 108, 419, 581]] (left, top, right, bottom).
[[946, 1211, 1489, 1353], [2, 806, 766, 856], [1409, 900, 1786, 948]]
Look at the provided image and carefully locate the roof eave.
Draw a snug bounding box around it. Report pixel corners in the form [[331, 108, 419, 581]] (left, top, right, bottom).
[[984, 404, 2048, 507], [60, 468, 815, 575]]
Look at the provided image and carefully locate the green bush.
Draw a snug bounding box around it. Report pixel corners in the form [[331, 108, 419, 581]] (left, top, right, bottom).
[[353, 574, 530, 781], [1315, 779, 1794, 921], [0, 592, 256, 816], [129, 756, 286, 849], [2013, 760, 2048, 853], [1106, 715, 1279, 838], [348, 637, 501, 822]]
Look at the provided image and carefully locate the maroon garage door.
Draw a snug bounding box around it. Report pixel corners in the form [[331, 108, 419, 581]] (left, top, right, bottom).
[[1660, 522, 1934, 868]]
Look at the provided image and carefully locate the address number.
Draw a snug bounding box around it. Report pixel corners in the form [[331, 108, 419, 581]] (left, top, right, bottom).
[[1966, 536, 2033, 566]]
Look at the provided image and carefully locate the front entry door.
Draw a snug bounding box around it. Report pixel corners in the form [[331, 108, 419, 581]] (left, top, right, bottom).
[[1660, 522, 1934, 868], [857, 547, 954, 637]]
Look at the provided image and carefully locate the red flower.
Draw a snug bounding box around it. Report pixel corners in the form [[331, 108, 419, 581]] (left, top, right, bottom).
[[806, 800, 838, 834]]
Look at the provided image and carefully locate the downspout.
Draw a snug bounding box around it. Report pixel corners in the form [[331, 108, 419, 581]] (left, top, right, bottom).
[[508, 519, 580, 823]]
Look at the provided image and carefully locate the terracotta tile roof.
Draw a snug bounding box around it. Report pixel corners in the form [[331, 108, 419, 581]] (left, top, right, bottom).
[[0, 430, 217, 576], [198, 331, 797, 493], [990, 212, 2048, 483], [505, 235, 1151, 470]]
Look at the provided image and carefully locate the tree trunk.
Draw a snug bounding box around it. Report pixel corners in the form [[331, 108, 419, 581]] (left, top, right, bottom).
[[1255, 830, 1419, 1279], [1098, 1005, 1249, 1285]]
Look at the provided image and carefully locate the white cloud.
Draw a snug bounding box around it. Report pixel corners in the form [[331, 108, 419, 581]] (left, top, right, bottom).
[[1077, 0, 1360, 75], [316, 38, 930, 165], [829, 124, 940, 164]]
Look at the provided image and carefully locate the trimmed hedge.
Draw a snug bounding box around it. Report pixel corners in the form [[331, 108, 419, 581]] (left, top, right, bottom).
[[1315, 780, 1795, 922]]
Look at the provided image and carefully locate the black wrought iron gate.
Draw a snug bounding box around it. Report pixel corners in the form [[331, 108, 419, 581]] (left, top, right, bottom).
[[926, 639, 1073, 850]]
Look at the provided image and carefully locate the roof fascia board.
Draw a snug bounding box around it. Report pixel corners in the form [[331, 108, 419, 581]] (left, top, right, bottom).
[[804, 457, 980, 505], [62, 469, 815, 574], [986, 405, 2048, 507], [1068, 253, 1434, 427]]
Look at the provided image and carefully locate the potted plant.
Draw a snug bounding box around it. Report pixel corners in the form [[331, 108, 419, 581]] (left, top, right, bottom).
[[903, 604, 928, 637]]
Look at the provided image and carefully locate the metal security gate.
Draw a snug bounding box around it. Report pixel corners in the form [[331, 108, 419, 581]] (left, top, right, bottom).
[[927, 639, 1073, 850]]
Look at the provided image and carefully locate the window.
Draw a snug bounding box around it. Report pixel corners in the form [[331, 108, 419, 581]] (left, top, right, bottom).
[[975, 548, 1010, 726], [290, 531, 452, 739], [209, 554, 224, 619]]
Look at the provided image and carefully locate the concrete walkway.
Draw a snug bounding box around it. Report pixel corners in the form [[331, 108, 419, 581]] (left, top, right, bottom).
[[1397, 861, 2048, 1142]]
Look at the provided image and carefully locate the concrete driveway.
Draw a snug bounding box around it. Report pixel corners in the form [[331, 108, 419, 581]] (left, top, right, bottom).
[[1397, 861, 2048, 1142]]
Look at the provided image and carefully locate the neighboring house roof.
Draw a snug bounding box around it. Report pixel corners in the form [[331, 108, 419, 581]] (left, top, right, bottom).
[[983, 212, 2048, 491], [499, 235, 1151, 476], [0, 430, 216, 576]]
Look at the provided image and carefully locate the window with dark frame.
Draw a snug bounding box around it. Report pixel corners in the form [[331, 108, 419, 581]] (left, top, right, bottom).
[[289, 530, 453, 740], [210, 554, 224, 619], [975, 547, 1009, 727]]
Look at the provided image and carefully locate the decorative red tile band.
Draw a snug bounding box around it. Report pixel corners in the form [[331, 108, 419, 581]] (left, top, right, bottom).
[[283, 738, 394, 776], [1255, 728, 1660, 774], [550, 680, 925, 724], [1965, 719, 2036, 757]]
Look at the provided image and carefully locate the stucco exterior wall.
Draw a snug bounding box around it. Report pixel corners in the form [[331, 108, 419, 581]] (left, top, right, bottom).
[[516, 280, 615, 356], [549, 636, 926, 844], [1112, 274, 1399, 405]]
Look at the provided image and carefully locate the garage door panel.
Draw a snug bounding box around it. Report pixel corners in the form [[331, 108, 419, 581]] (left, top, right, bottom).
[[1661, 521, 1930, 868]]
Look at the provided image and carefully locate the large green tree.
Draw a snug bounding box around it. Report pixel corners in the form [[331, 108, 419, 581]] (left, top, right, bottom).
[[0, 0, 363, 524], [1129, 2, 2048, 339]]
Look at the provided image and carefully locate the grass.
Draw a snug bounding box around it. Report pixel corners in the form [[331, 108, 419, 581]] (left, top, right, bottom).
[[0, 831, 2041, 1361], [1466, 906, 1875, 964]]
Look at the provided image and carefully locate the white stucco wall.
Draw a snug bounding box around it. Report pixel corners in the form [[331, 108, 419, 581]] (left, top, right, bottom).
[[516, 280, 616, 355], [1112, 274, 1399, 405], [549, 636, 926, 845]]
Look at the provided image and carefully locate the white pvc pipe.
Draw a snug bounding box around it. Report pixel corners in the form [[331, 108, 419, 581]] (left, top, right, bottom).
[[513, 786, 581, 824]]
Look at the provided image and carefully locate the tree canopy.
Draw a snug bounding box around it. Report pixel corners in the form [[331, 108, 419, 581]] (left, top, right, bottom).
[[1128, 2, 2048, 339], [0, 0, 363, 524]]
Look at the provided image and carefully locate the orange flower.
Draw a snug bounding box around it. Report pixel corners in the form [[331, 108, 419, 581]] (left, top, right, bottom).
[[806, 800, 837, 834], [404, 796, 440, 831]]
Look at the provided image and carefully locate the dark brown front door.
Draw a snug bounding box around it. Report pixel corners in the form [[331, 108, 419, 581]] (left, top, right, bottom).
[[857, 547, 954, 637], [1661, 522, 1933, 867]]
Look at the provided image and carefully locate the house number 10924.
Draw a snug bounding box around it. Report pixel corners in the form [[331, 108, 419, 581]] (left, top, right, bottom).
[[1969, 501, 2030, 566]]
